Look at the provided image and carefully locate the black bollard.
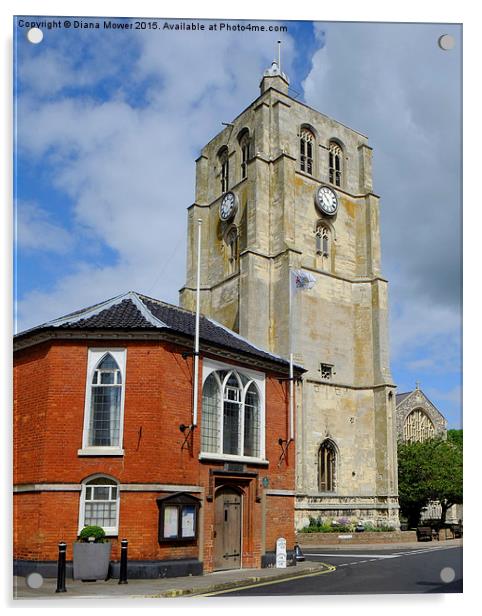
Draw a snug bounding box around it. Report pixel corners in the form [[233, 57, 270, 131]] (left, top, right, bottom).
[[118, 539, 128, 584], [55, 541, 67, 593], [294, 543, 305, 562]]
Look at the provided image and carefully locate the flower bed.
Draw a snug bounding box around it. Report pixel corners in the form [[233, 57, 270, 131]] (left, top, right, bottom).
[[299, 516, 396, 534], [296, 530, 417, 545]]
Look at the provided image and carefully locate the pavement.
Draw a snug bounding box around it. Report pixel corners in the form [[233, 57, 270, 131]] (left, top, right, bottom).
[[13, 560, 333, 600], [299, 538, 463, 551], [13, 538, 462, 600]]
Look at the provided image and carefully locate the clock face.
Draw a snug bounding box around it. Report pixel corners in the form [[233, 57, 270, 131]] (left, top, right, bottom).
[[316, 186, 338, 216], [219, 191, 237, 221]]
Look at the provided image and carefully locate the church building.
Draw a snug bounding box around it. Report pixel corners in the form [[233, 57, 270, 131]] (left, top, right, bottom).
[[180, 60, 399, 529]]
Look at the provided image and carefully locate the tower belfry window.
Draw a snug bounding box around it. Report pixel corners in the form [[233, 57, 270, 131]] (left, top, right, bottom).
[[316, 225, 329, 257], [226, 227, 239, 274], [300, 128, 314, 175], [240, 132, 250, 180], [329, 142, 342, 187], [219, 148, 229, 193]]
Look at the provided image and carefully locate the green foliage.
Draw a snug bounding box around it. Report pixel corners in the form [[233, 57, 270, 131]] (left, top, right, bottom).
[[397, 435, 462, 527], [299, 516, 395, 533], [447, 429, 463, 449], [78, 525, 107, 543]]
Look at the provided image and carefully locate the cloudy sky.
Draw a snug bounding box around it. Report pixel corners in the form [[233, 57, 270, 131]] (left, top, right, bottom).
[[13, 17, 462, 427]]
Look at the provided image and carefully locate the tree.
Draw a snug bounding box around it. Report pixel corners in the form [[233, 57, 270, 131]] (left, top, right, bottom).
[[397, 434, 462, 527]]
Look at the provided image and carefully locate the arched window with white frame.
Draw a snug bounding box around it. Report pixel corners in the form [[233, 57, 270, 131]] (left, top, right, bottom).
[[201, 362, 264, 461], [79, 475, 120, 535], [300, 127, 315, 175], [81, 348, 126, 454]]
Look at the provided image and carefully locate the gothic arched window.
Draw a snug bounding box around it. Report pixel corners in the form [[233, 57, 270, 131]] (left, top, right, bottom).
[[239, 130, 251, 180], [318, 439, 337, 492], [316, 224, 330, 258], [226, 227, 239, 274], [88, 353, 123, 447], [329, 141, 343, 187], [201, 368, 262, 459], [219, 147, 229, 193], [300, 128, 315, 175], [404, 409, 435, 443]]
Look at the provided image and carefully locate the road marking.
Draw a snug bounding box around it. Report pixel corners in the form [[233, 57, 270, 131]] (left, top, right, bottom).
[[306, 553, 399, 559], [191, 564, 337, 597]]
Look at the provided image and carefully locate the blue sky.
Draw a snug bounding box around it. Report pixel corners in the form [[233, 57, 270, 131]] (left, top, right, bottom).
[[13, 17, 462, 428]]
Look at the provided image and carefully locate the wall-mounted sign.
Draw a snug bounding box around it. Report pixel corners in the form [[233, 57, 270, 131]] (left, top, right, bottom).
[[157, 493, 201, 542]]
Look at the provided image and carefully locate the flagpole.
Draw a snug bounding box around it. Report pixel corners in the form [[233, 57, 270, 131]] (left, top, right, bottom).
[[192, 218, 202, 428], [289, 268, 294, 442]]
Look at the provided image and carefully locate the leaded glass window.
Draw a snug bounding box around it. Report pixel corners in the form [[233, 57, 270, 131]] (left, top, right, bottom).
[[243, 383, 260, 457], [82, 476, 119, 532], [201, 373, 221, 453], [201, 368, 263, 458], [88, 353, 122, 447]]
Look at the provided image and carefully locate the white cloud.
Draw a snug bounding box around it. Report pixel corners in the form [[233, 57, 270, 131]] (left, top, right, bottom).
[[16, 200, 74, 254], [302, 22, 462, 374], [15, 23, 296, 332]]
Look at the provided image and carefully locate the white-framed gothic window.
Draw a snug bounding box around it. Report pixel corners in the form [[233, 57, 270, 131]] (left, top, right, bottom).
[[79, 349, 127, 456], [404, 409, 435, 443], [300, 127, 315, 175], [79, 475, 120, 535], [329, 141, 343, 187], [200, 359, 265, 462]]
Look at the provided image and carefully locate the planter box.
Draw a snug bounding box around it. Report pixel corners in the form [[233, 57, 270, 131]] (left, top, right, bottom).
[[73, 542, 112, 581], [296, 531, 417, 546]]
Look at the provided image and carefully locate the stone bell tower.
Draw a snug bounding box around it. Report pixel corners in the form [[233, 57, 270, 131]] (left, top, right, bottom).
[[180, 60, 399, 528]]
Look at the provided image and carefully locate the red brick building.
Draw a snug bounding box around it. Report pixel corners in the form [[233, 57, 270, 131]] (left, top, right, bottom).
[[14, 291, 303, 578]]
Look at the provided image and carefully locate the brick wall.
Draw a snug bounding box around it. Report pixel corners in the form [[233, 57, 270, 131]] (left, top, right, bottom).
[[14, 338, 296, 571]]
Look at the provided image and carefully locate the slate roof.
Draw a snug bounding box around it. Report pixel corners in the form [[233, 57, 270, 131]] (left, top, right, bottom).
[[15, 291, 297, 372], [396, 392, 412, 406]]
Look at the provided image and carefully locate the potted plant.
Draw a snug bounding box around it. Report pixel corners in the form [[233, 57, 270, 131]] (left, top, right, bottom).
[[73, 525, 112, 581]]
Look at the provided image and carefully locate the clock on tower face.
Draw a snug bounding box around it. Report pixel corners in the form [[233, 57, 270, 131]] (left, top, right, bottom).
[[315, 186, 338, 216], [219, 191, 238, 221]]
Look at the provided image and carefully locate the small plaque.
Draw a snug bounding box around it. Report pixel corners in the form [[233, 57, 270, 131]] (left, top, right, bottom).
[[224, 463, 245, 473]]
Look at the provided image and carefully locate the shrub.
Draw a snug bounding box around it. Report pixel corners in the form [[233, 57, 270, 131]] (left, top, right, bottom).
[[78, 525, 107, 543], [300, 518, 396, 533]]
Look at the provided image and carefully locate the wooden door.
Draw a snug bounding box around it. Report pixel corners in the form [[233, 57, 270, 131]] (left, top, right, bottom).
[[214, 486, 242, 570]]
